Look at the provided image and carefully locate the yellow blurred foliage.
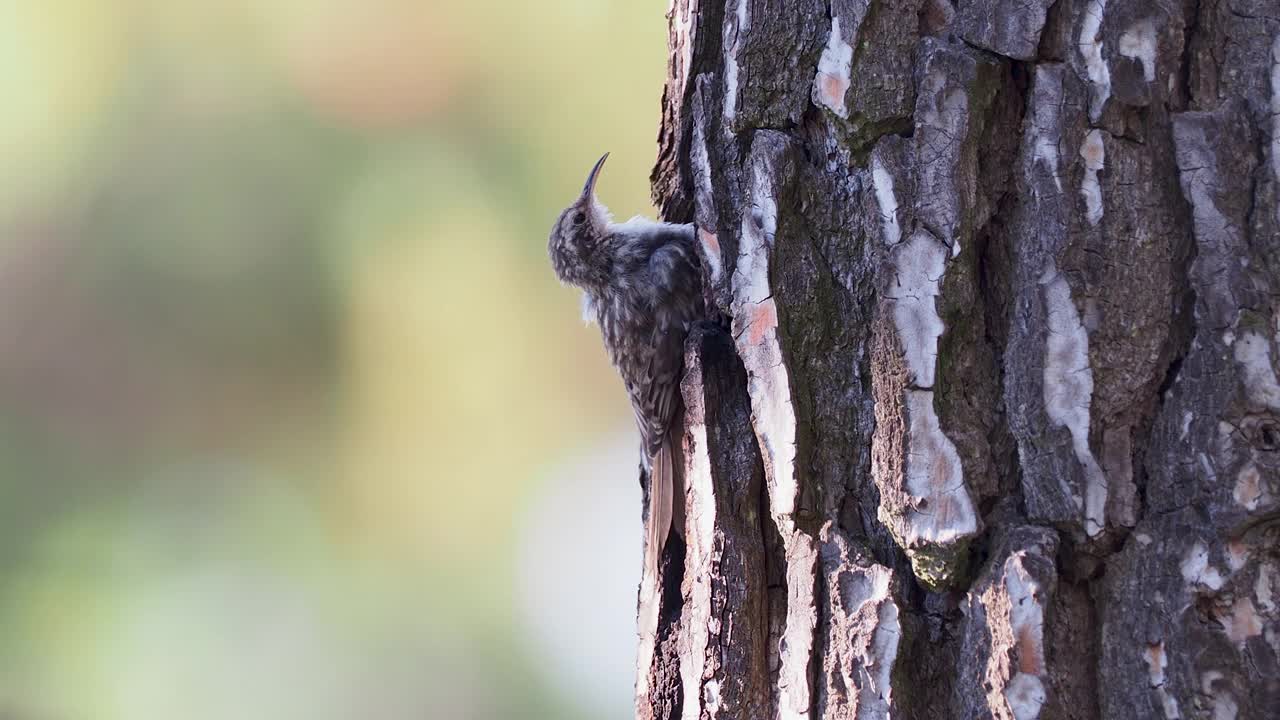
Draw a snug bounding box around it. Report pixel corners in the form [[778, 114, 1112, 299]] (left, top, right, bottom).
[[0, 1, 668, 717], [343, 204, 528, 560], [0, 1, 127, 219]]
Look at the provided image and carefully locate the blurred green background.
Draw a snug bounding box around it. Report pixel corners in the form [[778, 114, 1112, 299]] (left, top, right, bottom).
[[0, 1, 667, 717]]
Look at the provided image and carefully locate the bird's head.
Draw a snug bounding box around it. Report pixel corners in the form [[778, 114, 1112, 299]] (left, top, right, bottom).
[[548, 152, 613, 289]]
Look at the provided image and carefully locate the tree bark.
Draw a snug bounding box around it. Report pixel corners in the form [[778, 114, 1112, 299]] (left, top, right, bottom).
[[637, 1, 1280, 718]]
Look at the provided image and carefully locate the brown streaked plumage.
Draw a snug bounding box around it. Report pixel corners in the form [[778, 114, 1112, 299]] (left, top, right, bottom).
[[548, 153, 705, 587]]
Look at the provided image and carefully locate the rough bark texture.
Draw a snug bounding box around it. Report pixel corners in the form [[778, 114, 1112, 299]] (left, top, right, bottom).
[[637, 1, 1280, 718]]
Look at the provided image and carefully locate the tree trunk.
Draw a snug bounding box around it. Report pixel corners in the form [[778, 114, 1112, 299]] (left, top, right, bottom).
[[636, 1, 1280, 718]]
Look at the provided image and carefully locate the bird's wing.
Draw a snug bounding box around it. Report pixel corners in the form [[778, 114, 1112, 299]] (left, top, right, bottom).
[[630, 240, 703, 582]]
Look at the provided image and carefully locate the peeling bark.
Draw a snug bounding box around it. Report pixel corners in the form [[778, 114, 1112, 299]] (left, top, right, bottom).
[[638, 1, 1280, 718]]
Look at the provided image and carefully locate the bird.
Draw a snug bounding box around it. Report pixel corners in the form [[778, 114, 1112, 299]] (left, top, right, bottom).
[[547, 152, 705, 587]]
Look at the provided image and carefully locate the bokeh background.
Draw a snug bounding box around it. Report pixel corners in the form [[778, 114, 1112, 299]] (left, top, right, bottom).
[[0, 2, 667, 717]]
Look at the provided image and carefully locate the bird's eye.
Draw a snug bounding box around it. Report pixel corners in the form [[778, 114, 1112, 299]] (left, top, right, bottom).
[[572, 212, 586, 225]]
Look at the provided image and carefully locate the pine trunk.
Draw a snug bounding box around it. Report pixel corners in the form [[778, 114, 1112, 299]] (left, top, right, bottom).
[[636, 1, 1280, 718]]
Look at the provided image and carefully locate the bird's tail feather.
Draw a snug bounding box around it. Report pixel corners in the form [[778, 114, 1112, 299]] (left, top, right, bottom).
[[644, 429, 684, 588]]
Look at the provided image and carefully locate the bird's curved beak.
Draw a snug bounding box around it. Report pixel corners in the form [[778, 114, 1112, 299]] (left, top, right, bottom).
[[581, 152, 609, 199]]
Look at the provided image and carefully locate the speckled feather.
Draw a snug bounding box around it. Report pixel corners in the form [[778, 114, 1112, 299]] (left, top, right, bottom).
[[548, 153, 705, 584]]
